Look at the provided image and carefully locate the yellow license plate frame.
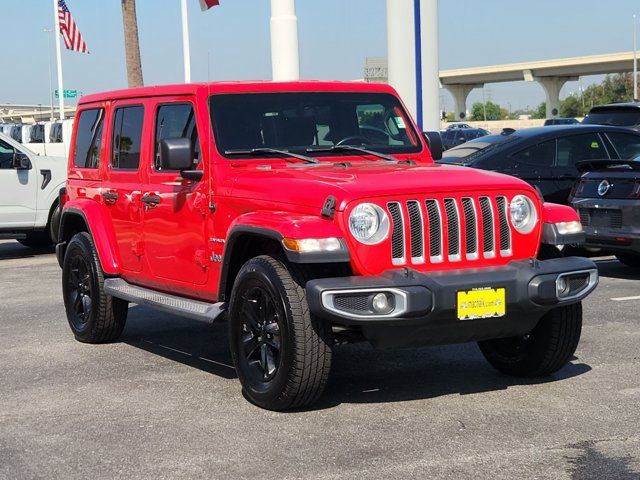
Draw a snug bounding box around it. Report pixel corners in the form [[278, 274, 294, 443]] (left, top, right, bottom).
[[457, 287, 506, 321]]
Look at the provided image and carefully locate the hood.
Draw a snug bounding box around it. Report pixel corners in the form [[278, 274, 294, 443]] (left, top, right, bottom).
[[229, 161, 537, 210]]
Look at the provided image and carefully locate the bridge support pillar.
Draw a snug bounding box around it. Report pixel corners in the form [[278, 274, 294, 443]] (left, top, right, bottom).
[[535, 76, 578, 119], [444, 84, 481, 120], [270, 0, 300, 81]]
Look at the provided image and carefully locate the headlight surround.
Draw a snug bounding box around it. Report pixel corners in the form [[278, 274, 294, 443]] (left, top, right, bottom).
[[509, 194, 537, 234], [349, 203, 390, 245]]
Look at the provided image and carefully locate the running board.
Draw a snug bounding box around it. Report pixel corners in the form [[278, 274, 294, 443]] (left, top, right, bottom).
[[104, 278, 226, 323]]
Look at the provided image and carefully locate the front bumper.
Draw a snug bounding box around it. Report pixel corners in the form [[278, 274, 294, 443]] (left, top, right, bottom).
[[306, 257, 598, 349]]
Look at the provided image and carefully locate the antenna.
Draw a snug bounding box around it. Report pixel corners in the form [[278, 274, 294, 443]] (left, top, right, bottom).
[[207, 52, 214, 213]]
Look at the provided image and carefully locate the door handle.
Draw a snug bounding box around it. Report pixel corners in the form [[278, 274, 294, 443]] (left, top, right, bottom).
[[102, 191, 118, 205], [141, 193, 161, 210]]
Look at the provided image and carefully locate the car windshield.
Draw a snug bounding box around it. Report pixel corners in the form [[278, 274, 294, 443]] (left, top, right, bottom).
[[441, 134, 514, 164], [209, 92, 422, 158], [583, 108, 640, 127]]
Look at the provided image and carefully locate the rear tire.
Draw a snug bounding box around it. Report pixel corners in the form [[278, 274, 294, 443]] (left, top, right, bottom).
[[478, 243, 582, 377], [616, 253, 640, 268], [228, 255, 332, 411], [62, 232, 128, 343]]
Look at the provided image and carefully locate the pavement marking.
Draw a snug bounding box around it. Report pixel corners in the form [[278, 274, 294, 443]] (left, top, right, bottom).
[[610, 295, 640, 301]]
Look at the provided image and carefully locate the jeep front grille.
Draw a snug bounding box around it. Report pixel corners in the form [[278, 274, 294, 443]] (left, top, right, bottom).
[[386, 195, 512, 266]]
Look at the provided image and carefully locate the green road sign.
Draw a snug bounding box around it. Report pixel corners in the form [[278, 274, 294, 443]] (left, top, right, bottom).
[[55, 89, 78, 99]]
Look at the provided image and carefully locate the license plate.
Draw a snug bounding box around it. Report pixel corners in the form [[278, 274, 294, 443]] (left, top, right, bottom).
[[457, 288, 506, 321]]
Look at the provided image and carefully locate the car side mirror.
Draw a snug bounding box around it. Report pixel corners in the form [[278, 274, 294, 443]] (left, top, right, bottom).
[[422, 131, 443, 160], [12, 152, 30, 170], [159, 137, 202, 181]]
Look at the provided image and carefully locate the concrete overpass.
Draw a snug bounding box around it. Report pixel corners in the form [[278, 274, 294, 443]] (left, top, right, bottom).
[[441, 51, 639, 120], [0, 104, 76, 123]]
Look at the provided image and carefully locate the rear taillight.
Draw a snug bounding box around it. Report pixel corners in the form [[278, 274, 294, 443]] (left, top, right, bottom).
[[570, 179, 585, 198], [59, 187, 68, 207]]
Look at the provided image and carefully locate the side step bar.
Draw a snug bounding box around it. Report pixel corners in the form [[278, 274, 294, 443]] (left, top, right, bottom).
[[104, 278, 226, 323]]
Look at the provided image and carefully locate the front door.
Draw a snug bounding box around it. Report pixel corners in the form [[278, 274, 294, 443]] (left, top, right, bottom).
[[103, 102, 147, 273], [0, 138, 37, 228], [141, 99, 209, 287]]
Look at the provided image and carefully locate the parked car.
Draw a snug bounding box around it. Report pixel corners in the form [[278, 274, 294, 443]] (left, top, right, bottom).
[[441, 128, 490, 150], [0, 132, 65, 247], [56, 81, 597, 411], [438, 125, 640, 204], [446, 123, 473, 130], [570, 158, 640, 268], [544, 118, 579, 126], [582, 102, 640, 129]]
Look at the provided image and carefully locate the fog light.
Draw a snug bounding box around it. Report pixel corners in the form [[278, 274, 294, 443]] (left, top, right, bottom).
[[556, 277, 570, 298], [372, 293, 394, 314]]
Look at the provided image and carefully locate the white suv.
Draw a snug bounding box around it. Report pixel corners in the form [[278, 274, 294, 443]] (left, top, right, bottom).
[[0, 132, 66, 248]]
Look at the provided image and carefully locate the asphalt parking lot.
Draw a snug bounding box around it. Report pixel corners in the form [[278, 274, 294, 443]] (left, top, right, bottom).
[[1, 240, 639, 480]]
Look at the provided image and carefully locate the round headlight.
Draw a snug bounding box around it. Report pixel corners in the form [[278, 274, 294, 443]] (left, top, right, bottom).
[[349, 203, 390, 245], [509, 195, 537, 234]]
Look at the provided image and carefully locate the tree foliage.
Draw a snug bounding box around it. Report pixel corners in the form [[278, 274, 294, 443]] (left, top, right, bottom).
[[470, 101, 509, 121]]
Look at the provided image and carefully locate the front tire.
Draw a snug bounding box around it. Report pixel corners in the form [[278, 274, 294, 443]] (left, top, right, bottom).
[[62, 232, 128, 343], [478, 243, 582, 377], [228, 256, 332, 411]]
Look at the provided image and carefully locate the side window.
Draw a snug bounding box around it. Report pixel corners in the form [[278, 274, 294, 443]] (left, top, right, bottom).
[[606, 132, 640, 159], [154, 103, 199, 170], [112, 106, 144, 170], [50, 123, 63, 143], [0, 139, 15, 169], [511, 140, 555, 167], [556, 134, 608, 167], [73, 108, 105, 169]]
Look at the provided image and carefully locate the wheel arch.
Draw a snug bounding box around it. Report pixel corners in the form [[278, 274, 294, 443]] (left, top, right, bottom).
[[57, 202, 120, 274]]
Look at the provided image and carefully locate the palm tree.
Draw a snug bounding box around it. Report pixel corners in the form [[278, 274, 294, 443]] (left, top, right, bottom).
[[121, 0, 144, 87]]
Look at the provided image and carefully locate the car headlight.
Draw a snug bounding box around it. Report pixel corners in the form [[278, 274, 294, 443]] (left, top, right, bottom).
[[509, 195, 537, 234], [349, 203, 390, 245]]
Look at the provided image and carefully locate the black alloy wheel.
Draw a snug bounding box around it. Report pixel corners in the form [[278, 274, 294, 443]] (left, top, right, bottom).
[[66, 254, 94, 330]]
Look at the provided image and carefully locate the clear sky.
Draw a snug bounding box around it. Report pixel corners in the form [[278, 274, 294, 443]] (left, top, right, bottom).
[[2, 0, 640, 111]]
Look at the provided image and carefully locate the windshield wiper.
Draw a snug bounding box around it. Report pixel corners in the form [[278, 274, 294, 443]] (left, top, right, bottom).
[[306, 145, 398, 162], [225, 148, 319, 164]]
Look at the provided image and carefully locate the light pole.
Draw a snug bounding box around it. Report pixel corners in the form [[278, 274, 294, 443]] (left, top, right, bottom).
[[43, 28, 55, 121], [634, 14, 638, 101]]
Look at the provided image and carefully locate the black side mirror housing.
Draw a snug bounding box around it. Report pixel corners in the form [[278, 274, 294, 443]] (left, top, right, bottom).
[[159, 137, 202, 181], [422, 131, 443, 161], [12, 152, 30, 170]]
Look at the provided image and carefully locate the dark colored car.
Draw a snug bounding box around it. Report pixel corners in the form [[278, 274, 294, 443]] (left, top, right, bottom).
[[582, 102, 640, 130], [441, 128, 490, 150], [445, 123, 473, 130], [544, 118, 579, 126], [570, 159, 640, 268], [438, 125, 640, 204]]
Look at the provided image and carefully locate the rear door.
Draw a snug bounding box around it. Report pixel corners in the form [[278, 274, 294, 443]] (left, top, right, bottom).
[[0, 137, 37, 228], [103, 102, 147, 273], [141, 98, 209, 289], [554, 133, 610, 203], [504, 140, 556, 200]]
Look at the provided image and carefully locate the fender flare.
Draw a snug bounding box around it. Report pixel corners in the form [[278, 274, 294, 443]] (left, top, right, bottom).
[[57, 200, 121, 274], [218, 212, 350, 301]]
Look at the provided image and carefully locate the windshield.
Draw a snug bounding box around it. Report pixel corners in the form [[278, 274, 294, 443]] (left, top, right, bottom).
[[441, 134, 514, 164], [210, 92, 422, 158], [583, 108, 640, 127]]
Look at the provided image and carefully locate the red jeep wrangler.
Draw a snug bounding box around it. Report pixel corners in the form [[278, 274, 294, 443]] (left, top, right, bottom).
[[57, 81, 598, 410]]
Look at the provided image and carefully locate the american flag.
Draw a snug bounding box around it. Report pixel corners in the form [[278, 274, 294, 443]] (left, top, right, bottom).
[[58, 0, 89, 54], [199, 0, 220, 11]]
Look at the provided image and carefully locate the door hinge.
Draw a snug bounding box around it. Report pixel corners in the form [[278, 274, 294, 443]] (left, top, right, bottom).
[[195, 249, 210, 268], [131, 240, 144, 257]]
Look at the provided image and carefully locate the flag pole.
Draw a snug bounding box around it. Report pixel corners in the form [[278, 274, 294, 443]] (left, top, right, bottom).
[[53, 0, 65, 120], [181, 0, 192, 83]]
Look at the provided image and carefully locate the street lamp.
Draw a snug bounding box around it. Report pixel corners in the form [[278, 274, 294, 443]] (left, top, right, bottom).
[[43, 28, 55, 121]]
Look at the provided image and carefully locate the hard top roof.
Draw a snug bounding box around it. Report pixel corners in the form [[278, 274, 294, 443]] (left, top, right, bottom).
[[79, 81, 398, 105]]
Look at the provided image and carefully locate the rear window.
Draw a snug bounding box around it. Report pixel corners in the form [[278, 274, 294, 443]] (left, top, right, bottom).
[[583, 108, 640, 127], [73, 109, 105, 169], [49, 123, 63, 143], [111, 106, 144, 170], [441, 134, 515, 164], [606, 132, 640, 159]]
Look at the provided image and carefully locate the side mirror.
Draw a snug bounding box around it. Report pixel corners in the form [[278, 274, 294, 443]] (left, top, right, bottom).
[[159, 137, 202, 181], [12, 152, 30, 170], [422, 131, 443, 161]]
